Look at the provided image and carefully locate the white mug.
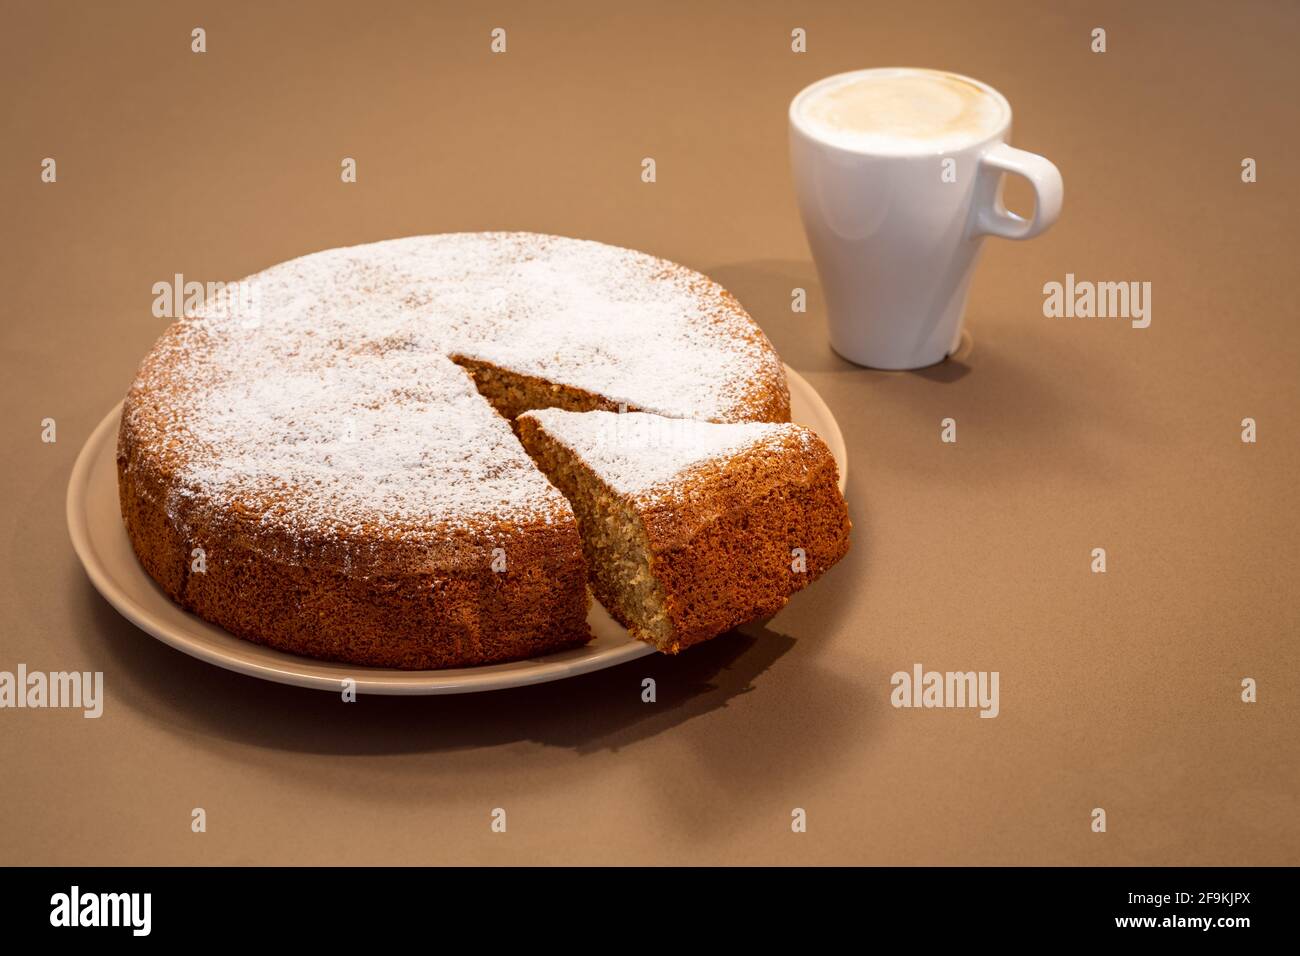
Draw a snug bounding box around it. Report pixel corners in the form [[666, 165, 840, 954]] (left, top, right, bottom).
[[789, 68, 1064, 370]]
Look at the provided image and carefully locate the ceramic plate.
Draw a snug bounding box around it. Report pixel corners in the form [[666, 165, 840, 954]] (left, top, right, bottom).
[[67, 365, 846, 694]]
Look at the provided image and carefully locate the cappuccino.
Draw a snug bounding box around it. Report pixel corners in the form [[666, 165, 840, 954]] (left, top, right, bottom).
[[789, 68, 1063, 368], [796, 68, 1006, 152]]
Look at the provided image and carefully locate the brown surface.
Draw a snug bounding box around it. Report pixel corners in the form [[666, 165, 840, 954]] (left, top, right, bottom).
[[1, 0, 1297, 865]]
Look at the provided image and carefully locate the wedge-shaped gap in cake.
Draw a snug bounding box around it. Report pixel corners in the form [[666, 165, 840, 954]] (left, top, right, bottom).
[[449, 354, 634, 422]]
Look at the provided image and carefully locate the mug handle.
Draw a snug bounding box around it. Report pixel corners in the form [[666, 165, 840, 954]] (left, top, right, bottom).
[[971, 143, 1064, 240]]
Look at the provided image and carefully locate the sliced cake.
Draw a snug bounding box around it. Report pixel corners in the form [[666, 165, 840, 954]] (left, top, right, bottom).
[[517, 408, 851, 653], [117, 233, 793, 669]]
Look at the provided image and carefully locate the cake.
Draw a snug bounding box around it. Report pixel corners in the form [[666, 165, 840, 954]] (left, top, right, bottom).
[[517, 408, 851, 653], [118, 232, 799, 669]]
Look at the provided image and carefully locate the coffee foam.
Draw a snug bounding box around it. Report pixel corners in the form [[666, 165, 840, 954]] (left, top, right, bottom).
[[798, 69, 1006, 152]]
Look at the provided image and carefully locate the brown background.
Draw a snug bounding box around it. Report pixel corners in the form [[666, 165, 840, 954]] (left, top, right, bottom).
[[2, 0, 1297, 865]]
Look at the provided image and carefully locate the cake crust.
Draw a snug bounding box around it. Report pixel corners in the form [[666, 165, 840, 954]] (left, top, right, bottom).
[[638, 431, 851, 651], [118, 392, 592, 669]]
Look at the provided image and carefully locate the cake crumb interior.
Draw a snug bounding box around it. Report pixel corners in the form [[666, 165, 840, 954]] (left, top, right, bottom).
[[518, 421, 677, 650]]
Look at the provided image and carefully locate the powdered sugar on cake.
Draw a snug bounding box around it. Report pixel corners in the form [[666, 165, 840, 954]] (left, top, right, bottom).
[[522, 407, 806, 499], [180, 353, 565, 536], [122, 233, 786, 540], [349, 232, 784, 420]]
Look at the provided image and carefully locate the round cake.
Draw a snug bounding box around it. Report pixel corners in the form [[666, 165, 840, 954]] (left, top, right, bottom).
[[118, 233, 792, 669]]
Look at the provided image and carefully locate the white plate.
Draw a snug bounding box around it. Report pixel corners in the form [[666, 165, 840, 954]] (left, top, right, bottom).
[[67, 366, 847, 694]]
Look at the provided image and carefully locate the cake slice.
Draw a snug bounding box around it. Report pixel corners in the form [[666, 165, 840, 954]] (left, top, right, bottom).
[[517, 408, 851, 653]]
